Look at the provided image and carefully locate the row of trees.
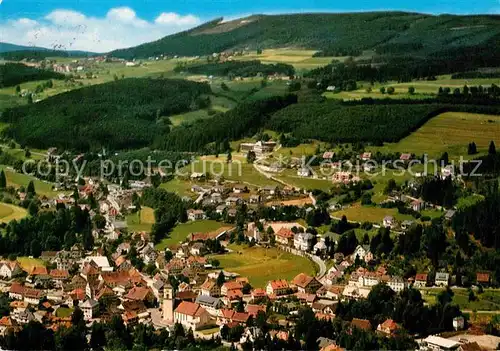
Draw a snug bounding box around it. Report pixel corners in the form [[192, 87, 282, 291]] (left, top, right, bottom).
[[175, 60, 295, 78]]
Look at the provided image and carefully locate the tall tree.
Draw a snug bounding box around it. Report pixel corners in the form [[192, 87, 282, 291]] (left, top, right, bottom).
[[26, 180, 35, 195], [489, 141, 497, 155], [0, 170, 6, 188]]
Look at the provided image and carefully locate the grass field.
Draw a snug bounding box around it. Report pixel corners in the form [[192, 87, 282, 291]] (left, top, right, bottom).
[[324, 76, 500, 101], [187, 157, 279, 187], [55, 307, 74, 318], [126, 207, 155, 232], [421, 288, 500, 311], [17, 256, 45, 272], [0, 165, 60, 198], [369, 112, 500, 159], [0, 203, 27, 223], [231, 49, 359, 71], [274, 168, 333, 191], [332, 202, 414, 224], [273, 141, 326, 158], [160, 178, 196, 198], [211, 244, 316, 288], [155, 220, 227, 250], [169, 109, 214, 126]]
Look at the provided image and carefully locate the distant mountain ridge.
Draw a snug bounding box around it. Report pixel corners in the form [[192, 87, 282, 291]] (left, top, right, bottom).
[[0, 42, 48, 53], [0, 42, 98, 56], [110, 12, 500, 59]]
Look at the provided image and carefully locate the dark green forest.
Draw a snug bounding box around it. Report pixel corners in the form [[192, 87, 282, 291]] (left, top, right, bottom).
[[1, 78, 211, 151], [174, 60, 295, 77], [306, 51, 500, 85], [110, 13, 500, 60], [267, 102, 500, 144], [157, 94, 297, 151], [0, 63, 65, 87]]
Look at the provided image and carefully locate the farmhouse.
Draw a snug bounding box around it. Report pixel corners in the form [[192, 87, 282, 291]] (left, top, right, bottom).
[[275, 228, 294, 246], [414, 273, 428, 288], [377, 319, 399, 336], [435, 272, 450, 287], [476, 272, 490, 286], [266, 280, 290, 296], [221, 281, 244, 296], [411, 199, 425, 212], [187, 209, 206, 221], [291, 273, 323, 294], [332, 172, 358, 184], [200, 279, 221, 297], [0, 261, 22, 279]]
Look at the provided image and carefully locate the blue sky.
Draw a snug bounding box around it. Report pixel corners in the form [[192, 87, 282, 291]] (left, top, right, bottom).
[[1, 0, 499, 51]]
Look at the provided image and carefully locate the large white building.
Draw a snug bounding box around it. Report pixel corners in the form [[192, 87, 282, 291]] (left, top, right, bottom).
[[294, 232, 314, 251], [80, 299, 99, 321]]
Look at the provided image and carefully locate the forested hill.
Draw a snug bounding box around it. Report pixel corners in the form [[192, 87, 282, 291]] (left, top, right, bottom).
[[0, 78, 211, 151], [110, 12, 500, 59], [0, 63, 66, 87]]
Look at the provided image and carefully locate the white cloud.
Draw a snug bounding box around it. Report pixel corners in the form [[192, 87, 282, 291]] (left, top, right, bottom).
[[155, 12, 199, 26], [45, 10, 87, 25], [13, 18, 39, 27], [0, 7, 201, 52]]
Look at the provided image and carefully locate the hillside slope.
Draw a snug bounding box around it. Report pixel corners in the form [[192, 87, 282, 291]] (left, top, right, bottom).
[[1, 78, 211, 151], [110, 12, 500, 59]]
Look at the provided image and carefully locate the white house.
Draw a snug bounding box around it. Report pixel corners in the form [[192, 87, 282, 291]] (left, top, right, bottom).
[[187, 209, 206, 221], [353, 245, 370, 261], [388, 276, 406, 293], [383, 216, 395, 229], [313, 239, 327, 254], [0, 261, 22, 279], [297, 167, 312, 177], [80, 299, 99, 321], [293, 232, 314, 251], [435, 272, 450, 287]]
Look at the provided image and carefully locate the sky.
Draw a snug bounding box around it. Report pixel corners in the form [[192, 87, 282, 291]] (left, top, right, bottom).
[[1, 0, 499, 52]]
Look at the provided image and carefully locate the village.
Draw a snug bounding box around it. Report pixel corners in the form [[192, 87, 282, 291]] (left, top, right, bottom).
[[0, 141, 496, 351]]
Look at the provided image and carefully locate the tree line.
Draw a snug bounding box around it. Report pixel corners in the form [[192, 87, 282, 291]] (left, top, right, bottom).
[[0, 63, 65, 88], [175, 60, 295, 78], [267, 102, 500, 145]]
